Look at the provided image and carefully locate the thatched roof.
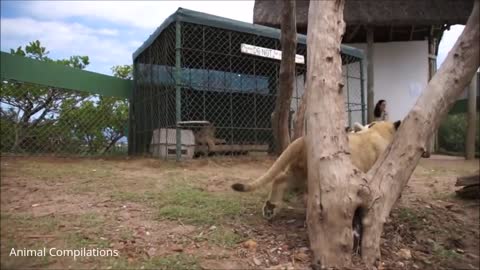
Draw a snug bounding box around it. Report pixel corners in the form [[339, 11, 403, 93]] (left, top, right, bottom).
[[253, 0, 474, 43]]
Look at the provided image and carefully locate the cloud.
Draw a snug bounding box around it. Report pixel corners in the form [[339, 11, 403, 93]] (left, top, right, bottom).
[[19, 1, 254, 29], [0, 1, 465, 75], [2, 1, 254, 74], [0, 17, 141, 74]]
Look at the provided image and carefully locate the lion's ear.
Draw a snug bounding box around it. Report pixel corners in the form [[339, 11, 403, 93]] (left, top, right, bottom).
[[393, 120, 401, 130]]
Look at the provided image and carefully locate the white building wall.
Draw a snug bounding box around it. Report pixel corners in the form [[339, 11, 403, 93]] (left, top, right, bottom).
[[349, 40, 429, 122], [288, 40, 429, 132]]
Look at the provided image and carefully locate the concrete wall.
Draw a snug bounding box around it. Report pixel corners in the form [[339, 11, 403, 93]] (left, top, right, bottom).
[[288, 40, 430, 132], [349, 40, 429, 122]]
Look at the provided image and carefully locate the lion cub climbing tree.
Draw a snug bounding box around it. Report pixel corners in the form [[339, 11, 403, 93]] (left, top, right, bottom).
[[304, 0, 479, 269]]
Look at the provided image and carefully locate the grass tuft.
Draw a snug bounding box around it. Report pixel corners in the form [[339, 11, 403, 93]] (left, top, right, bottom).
[[156, 185, 258, 225]]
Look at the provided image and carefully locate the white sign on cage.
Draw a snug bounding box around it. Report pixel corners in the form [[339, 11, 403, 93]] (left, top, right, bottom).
[[240, 44, 305, 64]]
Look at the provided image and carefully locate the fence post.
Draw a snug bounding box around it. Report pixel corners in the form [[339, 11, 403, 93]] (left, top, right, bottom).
[[128, 65, 136, 156], [426, 33, 438, 156], [465, 72, 478, 160], [346, 58, 351, 127], [360, 59, 366, 125], [366, 27, 375, 123], [175, 21, 182, 161]]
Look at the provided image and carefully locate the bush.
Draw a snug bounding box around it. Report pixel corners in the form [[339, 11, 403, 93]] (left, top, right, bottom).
[[438, 113, 479, 155]]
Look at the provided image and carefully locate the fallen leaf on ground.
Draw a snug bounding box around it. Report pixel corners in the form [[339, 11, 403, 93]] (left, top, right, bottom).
[[243, 239, 257, 250]]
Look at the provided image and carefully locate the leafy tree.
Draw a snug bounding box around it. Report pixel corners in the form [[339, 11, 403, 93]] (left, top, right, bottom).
[[56, 95, 129, 154], [438, 112, 479, 154], [111, 65, 133, 80], [1, 41, 131, 155], [53, 64, 131, 154], [0, 40, 89, 152]]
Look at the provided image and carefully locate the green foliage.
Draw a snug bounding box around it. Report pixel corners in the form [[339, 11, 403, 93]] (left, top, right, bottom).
[[156, 185, 254, 225], [438, 113, 479, 155], [111, 65, 133, 80], [57, 96, 128, 154], [1, 40, 129, 155], [1, 40, 90, 152]]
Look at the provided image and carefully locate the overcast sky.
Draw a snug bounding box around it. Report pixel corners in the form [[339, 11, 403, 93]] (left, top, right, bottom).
[[0, 1, 465, 76]]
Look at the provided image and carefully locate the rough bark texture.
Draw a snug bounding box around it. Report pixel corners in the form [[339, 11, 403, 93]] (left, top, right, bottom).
[[272, 0, 297, 153], [293, 83, 308, 139], [305, 0, 370, 268], [303, 0, 479, 268], [465, 72, 478, 160], [361, 1, 479, 265]]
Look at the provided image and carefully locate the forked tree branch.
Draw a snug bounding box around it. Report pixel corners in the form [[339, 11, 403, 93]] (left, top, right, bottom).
[[361, 0, 479, 264]]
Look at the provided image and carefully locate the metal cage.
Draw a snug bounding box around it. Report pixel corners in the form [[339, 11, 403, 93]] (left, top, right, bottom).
[[130, 8, 365, 160]]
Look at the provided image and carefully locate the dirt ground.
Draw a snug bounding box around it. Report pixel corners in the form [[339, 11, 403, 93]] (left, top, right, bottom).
[[0, 154, 479, 270]]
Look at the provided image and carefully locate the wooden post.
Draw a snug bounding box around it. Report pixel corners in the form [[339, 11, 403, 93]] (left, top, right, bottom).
[[465, 72, 478, 160], [367, 27, 375, 123], [272, 0, 297, 153], [424, 33, 438, 158]]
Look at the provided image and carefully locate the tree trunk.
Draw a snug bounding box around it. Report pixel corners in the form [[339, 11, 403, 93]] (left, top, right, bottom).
[[305, 0, 370, 268], [304, 0, 479, 268], [272, 0, 297, 153], [293, 83, 308, 139], [361, 1, 479, 265]]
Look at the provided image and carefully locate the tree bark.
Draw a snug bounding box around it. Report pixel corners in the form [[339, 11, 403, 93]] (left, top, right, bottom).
[[293, 83, 308, 139], [361, 1, 479, 265], [465, 72, 478, 160], [305, 0, 370, 268], [272, 0, 297, 154], [304, 0, 479, 268]]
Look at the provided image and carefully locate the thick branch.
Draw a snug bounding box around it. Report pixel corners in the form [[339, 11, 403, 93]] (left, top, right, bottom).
[[30, 108, 51, 128], [272, 0, 297, 153], [361, 0, 480, 265], [102, 134, 124, 154]]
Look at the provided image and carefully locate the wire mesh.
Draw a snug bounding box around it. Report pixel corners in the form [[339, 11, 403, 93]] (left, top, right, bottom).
[[0, 80, 129, 156], [131, 21, 365, 159]]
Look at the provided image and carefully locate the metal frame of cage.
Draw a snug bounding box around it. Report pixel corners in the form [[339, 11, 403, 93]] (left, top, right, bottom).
[[130, 8, 366, 161]]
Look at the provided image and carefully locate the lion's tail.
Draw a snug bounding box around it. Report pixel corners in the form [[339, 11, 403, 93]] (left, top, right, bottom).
[[231, 137, 304, 192]]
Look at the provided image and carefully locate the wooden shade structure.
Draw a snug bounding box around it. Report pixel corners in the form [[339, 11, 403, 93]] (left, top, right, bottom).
[[253, 0, 473, 44], [254, 0, 475, 153]]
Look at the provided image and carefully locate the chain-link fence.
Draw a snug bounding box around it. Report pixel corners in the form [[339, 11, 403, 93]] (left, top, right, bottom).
[[1, 80, 129, 156], [130, 9, 365, 159]]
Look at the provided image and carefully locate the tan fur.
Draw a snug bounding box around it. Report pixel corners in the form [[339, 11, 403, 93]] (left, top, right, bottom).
[[231, 120, 401, 219], [353, 122, 368, 132], [194, 124, 226, 152]]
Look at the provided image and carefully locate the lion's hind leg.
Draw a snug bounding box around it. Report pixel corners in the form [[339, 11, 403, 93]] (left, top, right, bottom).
[[262, 172, 290, 220]]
